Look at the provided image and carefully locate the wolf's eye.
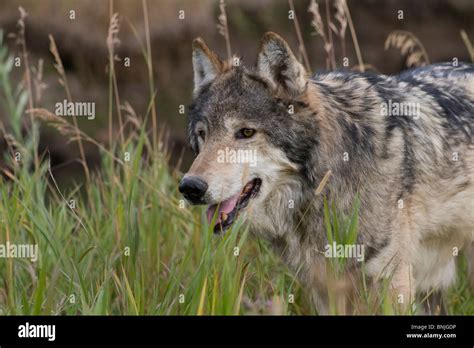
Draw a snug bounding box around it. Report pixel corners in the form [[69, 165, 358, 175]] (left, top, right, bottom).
[[236, 128, 256, 139]]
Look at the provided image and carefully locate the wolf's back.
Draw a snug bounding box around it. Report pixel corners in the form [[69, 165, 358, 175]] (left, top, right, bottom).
[[395, 62, 474, 133]]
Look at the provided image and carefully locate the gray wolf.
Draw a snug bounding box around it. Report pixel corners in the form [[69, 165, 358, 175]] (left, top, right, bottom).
[[179, 32, 474, 314]]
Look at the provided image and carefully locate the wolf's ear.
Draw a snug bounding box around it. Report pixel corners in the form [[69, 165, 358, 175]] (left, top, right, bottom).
[[257, 32, 308, 97], [192, 38, 223, 94]]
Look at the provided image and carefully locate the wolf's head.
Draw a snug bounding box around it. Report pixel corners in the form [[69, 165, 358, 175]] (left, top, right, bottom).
[[180, 32, 321, 234]]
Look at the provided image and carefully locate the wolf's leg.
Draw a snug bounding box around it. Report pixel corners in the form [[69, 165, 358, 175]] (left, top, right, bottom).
[[423, 290, 447, 315], [468, 242, 474, 292], [368, 206, 416, 313], [309, 260, 355, 315], [311, 289, 329, 315], [308, 260, 331, 315], [312, 281, 355, 315], [310, 262, 358, 315], [391, 260, 416, 313], [367, 248, 416, 313]]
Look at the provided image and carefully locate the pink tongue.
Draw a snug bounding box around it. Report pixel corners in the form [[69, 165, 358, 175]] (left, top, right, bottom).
[[206, 193, 240, 225]]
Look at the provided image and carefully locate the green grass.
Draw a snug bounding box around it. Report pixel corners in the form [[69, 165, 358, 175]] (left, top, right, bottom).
[[0, 26, 307, 314], [0, 126, 309, 315], [0, 26, 473, 316]]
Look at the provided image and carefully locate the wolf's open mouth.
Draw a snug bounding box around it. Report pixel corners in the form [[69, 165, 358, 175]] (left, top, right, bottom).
[[206, 178, 262, 233]]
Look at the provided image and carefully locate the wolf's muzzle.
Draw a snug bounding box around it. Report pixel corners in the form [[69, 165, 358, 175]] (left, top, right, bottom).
[[179, 176, 208, 204]]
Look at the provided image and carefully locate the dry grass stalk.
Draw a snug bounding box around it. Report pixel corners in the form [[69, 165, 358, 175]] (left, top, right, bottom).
[[31, 59, 47, 103], [106, 12, 121, 52], [341, 0, 365, 72], [142, 0, 158, 151], [308, 0, 331, 70], [49, 34, 91, 182], [107, 10, 125, 145], [120, 101, 142, 131], [290, 169, 332, 237], [31, 108, 88, 146], [460, 30, 474, 63], [15, 6, 40, 168], [324, 0, 337, 69], [0, 122, 27, 170], [385, 30, 430, 67], [315, 170, 332, 195], [217, 0, 232, 60], [116, 102, 151, 145], [288, 0, 311, 73], [330, 0, 348, 60], [108, 0, 114, 147]]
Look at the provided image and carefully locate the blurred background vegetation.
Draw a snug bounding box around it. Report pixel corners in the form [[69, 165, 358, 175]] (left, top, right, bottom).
[[0, 0, 473, 185]]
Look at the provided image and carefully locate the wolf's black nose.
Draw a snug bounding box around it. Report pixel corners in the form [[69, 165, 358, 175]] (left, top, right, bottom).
[[179, 176, 208, 204]]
